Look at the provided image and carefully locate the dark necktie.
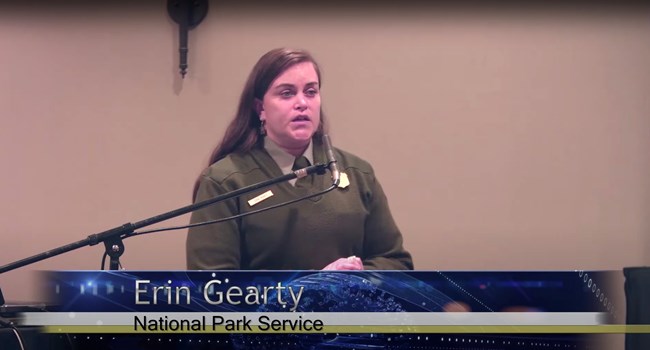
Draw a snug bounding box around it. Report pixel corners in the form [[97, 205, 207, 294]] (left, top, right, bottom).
[[292, 156, 311, 187], [292, 156, 310, 171]]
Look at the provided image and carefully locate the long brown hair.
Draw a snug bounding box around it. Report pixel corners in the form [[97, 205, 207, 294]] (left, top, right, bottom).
[[193, 48, 328, 200]]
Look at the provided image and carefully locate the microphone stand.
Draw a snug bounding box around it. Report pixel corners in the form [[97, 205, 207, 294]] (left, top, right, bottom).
[[0, 162, 329, 275], [0, 129, 342, 335]]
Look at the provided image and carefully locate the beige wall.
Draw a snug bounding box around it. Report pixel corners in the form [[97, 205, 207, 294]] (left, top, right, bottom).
[[0, 3, 648, 330]]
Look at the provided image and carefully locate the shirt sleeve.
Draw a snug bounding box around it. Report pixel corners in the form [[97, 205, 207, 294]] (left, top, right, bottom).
[[186, 174, 242, 270], [361, 176, 414, 270]]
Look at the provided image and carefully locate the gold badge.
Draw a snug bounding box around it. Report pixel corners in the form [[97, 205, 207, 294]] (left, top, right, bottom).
[[338, 172, 350, 189]]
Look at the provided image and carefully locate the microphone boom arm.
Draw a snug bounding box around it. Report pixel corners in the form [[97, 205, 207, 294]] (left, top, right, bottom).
[[0, 162, 329, 274]]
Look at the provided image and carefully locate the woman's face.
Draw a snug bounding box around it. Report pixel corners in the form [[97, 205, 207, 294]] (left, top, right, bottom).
[[259, 61, 321, 150]]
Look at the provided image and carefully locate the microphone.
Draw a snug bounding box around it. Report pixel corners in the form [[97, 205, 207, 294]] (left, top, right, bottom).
[[322, 134, 341, 187]]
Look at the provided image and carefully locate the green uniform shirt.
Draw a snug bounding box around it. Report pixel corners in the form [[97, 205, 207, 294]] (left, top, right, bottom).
[[186, 137, 413, 270]]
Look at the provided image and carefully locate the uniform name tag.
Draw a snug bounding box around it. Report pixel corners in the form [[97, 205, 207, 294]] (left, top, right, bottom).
[[248, 190, 274, 207]]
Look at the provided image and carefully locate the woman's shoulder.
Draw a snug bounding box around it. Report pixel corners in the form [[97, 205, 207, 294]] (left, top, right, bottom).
[[199, 151, 260, 185], [334, 148, 375, 176]]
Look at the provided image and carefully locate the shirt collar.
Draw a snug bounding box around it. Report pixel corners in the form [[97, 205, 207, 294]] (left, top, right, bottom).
[[263, 137, 314, 175]]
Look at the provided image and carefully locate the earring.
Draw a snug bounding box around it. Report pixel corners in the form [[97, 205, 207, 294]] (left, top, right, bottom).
[[259, 119, 266, 136]]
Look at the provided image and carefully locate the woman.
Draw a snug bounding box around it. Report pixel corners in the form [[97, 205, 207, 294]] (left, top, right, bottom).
[[186, 48, 412, 271]]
